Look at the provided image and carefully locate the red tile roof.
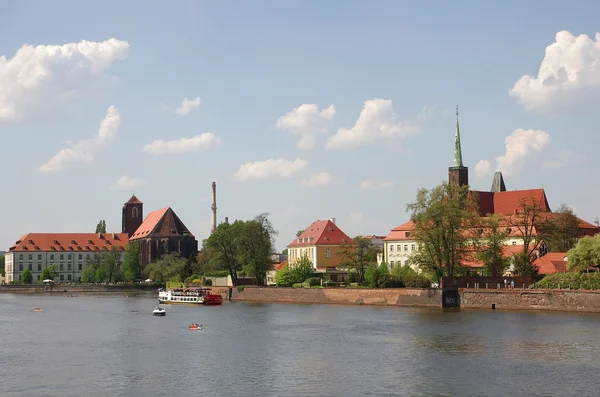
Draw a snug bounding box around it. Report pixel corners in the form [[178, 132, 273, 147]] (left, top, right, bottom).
[[533, 252, 570, 275], [288, 220, 352, 247], [472, 188, 551, 216], [126, 195, 143, 204], [8, 233, 128, 252], [384, 221, 416, 241], [273, 261, 287, 271], [460, 244, 526, 269], [130, 207, 194, 240]]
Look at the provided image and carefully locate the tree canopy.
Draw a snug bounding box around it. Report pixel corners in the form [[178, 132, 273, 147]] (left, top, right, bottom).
[[406, 182, 479, 280], [95, 220, 107, 233], [567, 234, 600, 271], [41, 264, 58, 281], [476, 214, 509, 276], [338, 236, 379, 282], [123, 241, 141, 281], [143, 253, 187, 282], [541, 204, 581, 252], [203, 213, 278, 286]]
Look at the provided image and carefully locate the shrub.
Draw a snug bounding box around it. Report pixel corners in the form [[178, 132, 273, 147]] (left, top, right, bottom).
[[365, 264, 386, 288], [377, 274, 404, 288], [533, 272, 600, 290], [303, 277, 322, 287], [323, 281, 339, 288], [292, 283, 303, 288], [204, 270, 230, 278], [275, 269, 297, 287], [236, 286, 245, 293], [402, 274, 432, 288]]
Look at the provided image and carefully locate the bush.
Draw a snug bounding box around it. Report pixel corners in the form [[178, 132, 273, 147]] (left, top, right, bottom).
[[377, 274, 404, 288], [292, 283, 303, 288], [323, 281, 339, 287], [275, 269, 297, 287], [364, 263, 386, 288], [204, 279, 213, 286], [402, 274, 432, 288], [303, 277, 322, 287], [533, 272, 600, 290], [204, 270, 230, 278]]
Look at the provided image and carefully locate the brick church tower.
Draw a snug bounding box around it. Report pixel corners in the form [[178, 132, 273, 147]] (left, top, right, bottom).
[[448, 106, 468, 187], [122, 195, 144, 238]]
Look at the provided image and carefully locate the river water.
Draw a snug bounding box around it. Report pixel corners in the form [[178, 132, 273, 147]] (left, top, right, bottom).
[[0, 293, 598, 397]]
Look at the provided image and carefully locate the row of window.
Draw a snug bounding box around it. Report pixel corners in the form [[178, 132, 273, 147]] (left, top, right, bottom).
[[34, 274, 78, 282], [17, 253, 113, 261], [18, 263, 84, 272], [389, 244, 416, 252]]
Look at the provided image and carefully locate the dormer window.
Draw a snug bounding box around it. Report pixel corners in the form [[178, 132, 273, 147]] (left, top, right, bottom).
[[53, 240, 59, 245], [405, 232, 411, 238], [71, 239, 76, 244], [28, 240, 34, 244]]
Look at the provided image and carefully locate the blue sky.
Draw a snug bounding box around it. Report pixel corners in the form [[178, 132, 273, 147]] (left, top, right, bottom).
[[2, 0, 600, 251]]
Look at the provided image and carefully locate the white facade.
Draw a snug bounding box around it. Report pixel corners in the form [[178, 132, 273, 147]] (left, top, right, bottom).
[[4, 250, 125, 283], [384, 239, 419, 270]]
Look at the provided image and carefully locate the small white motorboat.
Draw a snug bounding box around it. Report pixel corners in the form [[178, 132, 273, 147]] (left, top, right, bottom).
[[153, 305, 166, 316]]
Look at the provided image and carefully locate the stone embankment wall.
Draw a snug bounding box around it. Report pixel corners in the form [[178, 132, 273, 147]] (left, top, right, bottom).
[[213, 287, 441, 307], [460, 289, 600, 312]]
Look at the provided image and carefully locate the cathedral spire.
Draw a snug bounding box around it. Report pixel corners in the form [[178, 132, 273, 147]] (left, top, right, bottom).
[[454, 105, 464, 168]]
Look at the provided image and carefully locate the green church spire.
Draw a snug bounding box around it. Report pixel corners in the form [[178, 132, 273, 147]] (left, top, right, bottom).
[[453, 105, 464, 168]]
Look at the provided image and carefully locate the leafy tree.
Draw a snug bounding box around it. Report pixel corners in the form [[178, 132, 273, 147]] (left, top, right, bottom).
[[365, 263, 387, 287], [567, 234, 600, 271], [95, 267, 107, 282], [541, 204, 581, 252], [123, 241, 141, 281], [0, 255, 5, 277], [274, 268, 296, 286], [95, 220, 107, 233], [296, 229, 305, 238], [338, 236, 379, 282], [289, 255, 314, 282], [406, 182, 480, 280], [508, 197, 548, 276], [104, 247, 122, 282], [476, 214, 510, 276], [143, 253, 186, 282], [81, 265, 96, 283], [20, 269, 33, 284], [238, 213, 278, 286], [203, 220, 245, 286], [41, 264, 58, 281]]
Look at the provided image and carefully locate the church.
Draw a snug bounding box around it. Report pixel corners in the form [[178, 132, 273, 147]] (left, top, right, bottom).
[[121, 195, 198, 268]]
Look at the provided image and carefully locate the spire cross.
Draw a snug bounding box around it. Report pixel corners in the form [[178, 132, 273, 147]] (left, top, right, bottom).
[[456, 105, 459, 116]]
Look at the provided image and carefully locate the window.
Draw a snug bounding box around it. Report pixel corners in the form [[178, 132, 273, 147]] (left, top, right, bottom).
[[325, 248, 331, 258], [68, 263, 71, 271], [28, 254, 32, 260], [78, 263, 82, 271], [38, 254, 42, 260], [390, 261, 395, 267], [68, 254, 72, 260], [60, 263, 64, 271], [411, 244, 416, 251], [38, 263, 42, 271], [60, 275, 64, 281], [132, 207, 139, 219], [405, 232, 411, 238], [506, 228, 512, 234], [396, 245, 400, 251], [19, 263, 23, 271], [404, 245, 408, 251], [37, 275, 41, 281], [50, 254, 54, 261], [19, 254, 23, 260], [67, 274, 72, 281], [78, 254, 82, 260], [60, 254, 64, 260], [389, 245, 394, 251], [512, 241, 516, 245]]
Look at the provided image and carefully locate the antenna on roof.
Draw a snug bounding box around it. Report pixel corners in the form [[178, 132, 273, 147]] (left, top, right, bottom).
[[456, 105, 459, 116]]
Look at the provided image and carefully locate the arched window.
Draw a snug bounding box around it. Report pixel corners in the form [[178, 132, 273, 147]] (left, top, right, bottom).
[[132, 207, 139, 219]]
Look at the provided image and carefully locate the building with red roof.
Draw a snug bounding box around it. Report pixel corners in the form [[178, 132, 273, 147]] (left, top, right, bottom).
[[287, 218, 352, 270]]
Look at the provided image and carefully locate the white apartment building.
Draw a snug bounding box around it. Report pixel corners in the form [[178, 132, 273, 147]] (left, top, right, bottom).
[[4, 232, 128, 283]]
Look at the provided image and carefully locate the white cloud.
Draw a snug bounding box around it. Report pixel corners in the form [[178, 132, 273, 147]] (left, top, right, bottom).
[[39, 105, 121, 173], [276, 104, 335, 150], [474, 160, 492, 180], [175, 97, 201, 116], [110, 176, 146, 190], [235, 157, 307, 180], [143, 133, 221, 155], [360, 180, 393, 190], [0, 38, 129, 122], [510, 30, 600, 112], [326, 98, 419, 149], [301, 172, 332, 187], [495, 128, 550, 175], [543, 149, 577, 168]]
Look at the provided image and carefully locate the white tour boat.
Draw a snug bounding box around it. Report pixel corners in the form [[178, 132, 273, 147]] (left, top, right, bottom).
[[158, 287, 223, 305]]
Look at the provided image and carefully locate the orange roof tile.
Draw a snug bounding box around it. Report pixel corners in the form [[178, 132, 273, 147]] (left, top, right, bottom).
[[130, 207, 194, 240], [384, 221, 416, 241], [8, 233, 128, 252], [472, 188, 551, 216], [533, 252, 570, 275], [273, 261, 287, 271], [288, 220, 352, 247]]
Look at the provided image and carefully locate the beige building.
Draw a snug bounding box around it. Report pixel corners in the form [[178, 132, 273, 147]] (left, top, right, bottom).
[[4, 232, 128, 283]]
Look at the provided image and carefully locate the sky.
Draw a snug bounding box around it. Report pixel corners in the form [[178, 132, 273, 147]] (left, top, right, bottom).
[[2, 0, 600, 252]]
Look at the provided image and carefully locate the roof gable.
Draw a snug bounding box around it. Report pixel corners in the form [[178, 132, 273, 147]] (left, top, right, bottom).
[[471, 188, 551, 216], [288, 220, 352, 247], [126, 195, 143, 204], [130, 207, 194, 240], [8, 232, 128, 252]]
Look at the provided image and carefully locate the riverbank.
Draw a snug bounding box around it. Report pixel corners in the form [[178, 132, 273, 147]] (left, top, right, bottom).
[[212, 286, 600, 313], [0, 284, 160, 294]]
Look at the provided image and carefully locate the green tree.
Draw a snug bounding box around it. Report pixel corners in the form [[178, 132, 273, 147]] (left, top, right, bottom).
[[104, 247, 122, 282], [0, 255, 5, 277], [81, 265, 96, 283], [95, 220, 107, 233], [567, 234, 600, 271], [406, 182, 480, 281], [123, 241, 141, 281], [296, 229, 305, 238], [289, 255, 314, 282], [95, 267, 107, 282], [41, 264, 58, 281], [143, 253, 186, 282], [338, 236, 379, 283], [20, 269, 33, 284], [508, 197, 547, 276], [365, 263, 387, 287], [541, 204, 581, 252], [203, 220, 245, 286], [238, 213, 278, 286], [476, 214, 510, 276]]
